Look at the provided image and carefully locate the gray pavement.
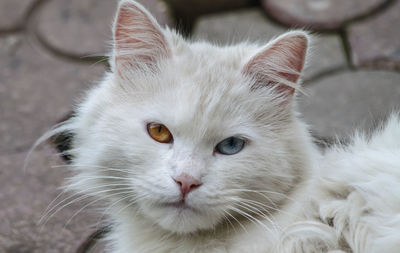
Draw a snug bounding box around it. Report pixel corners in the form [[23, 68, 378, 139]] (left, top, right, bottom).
[[1, 0, 399, 252]]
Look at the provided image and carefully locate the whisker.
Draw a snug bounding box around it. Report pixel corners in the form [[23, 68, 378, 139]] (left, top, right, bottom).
[[52, 164, 137, 176], [234, 200, 280, 233], [40, 187, 133, 226], [220, 211, 234, 234], [240, 198, 301, 220], [40, 182, 133, 224], [95, 194, 144, 229], [112, 193, 151, 218], [42, 188, 70, 220], [63, 190, 134, 228], [227, 188, 299, 208], [228, 205, 272, 233], [67, 175, 132, 182], [223, 208, 248, 234], [65, 176, 131, 191]]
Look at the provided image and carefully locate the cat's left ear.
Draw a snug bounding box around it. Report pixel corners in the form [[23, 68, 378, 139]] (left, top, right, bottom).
[[243, 31, 309, 99], [112, 0, 170, 75]]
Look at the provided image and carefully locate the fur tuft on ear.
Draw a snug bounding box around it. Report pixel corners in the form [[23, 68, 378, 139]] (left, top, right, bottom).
[[112, 0, 170, 75], [243, 31, 309, 98]]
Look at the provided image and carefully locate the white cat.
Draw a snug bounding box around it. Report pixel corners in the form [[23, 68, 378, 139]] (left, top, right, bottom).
[[52, 1, 400, 252]]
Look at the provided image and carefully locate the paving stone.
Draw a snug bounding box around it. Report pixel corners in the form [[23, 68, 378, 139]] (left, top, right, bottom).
[[0, 0, 36, 31], [35, 0, 173, 57], [193, 9, 285, 44], [0, 146, 100, 253], [139, 0, 174, 28], [193, 9, 347, 79], [0, 35, 105, 154], [262, 0, 388, 30], [348, 0, 400, 70], [304, 35, 346, 79], [166, 0, 254, 17], [299, 70, 400, 138]]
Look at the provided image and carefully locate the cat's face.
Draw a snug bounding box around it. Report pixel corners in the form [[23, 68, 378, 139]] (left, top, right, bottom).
[[69, 0, 310, 234]]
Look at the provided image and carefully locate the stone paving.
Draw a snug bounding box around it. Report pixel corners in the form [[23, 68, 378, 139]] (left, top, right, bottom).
[[1, 0, 399, 252]]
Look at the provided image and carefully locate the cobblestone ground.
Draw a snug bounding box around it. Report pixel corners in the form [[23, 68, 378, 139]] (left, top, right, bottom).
[[1, 0, 399, 252]]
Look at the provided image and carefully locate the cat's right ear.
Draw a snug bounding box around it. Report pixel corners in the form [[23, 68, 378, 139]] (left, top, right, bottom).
[[112, 0, 170, 76]]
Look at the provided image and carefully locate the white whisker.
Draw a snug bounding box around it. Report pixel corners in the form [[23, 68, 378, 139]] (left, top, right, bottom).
[[223, 208, 248, 234], [63, 190, 134, 228], [40, 187, 133, 226], [40, 182, 134, 224]]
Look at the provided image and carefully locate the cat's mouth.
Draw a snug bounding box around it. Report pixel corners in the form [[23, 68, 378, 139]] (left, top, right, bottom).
[[161, 200, 199, 213]]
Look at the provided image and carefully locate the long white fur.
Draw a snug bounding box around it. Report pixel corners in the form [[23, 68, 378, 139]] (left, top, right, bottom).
[[48, 1, 400, 252]]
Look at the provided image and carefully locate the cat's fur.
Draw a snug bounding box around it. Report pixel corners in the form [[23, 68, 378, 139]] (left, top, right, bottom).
[[53, 1, 400, 252]]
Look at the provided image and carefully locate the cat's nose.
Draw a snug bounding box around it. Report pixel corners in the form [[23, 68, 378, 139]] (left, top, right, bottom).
[[173, 173, 202, 198]]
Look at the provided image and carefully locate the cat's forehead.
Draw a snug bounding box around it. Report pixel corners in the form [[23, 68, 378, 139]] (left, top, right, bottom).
[[164, 42, 255, 95], [116, 41, 273, 141], [173, 41, 257, 75], [152, 85, 255, 144], [146, 54, 260, 141]]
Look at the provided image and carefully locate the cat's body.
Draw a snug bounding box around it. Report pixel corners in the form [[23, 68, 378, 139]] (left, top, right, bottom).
[[55, 1, 400, 252], [309, 117, 400, 253], [108, 116, 400, 253]]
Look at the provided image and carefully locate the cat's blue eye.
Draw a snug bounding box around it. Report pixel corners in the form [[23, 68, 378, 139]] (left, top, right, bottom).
[[215, 137, 245, 155]]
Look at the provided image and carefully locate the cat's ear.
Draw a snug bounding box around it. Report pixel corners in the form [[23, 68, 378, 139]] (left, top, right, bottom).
[[243, 31, 309, 98], [112, 0, 170, 75]]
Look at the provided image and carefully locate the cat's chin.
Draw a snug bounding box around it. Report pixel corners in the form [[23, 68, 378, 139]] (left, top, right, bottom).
[[140, 202, 222, 234]]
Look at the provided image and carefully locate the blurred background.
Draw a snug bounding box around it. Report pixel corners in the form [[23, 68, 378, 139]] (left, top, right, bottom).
[[1, 0, 399, 252]]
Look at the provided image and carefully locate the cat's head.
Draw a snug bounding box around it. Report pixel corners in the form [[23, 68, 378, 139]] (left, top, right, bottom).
[[68, 0, 313, 234]]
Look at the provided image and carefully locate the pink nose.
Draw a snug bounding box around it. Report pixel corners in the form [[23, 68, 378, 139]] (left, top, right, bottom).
[[173, 173, 202, 198]]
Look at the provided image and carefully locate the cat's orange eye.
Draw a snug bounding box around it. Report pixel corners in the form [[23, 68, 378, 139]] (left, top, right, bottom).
[[147, 123, 173, 143]]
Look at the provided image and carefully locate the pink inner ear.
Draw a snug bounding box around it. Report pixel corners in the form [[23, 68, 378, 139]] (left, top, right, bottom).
[[114, 2, 170, 71], [272, 35, 307, 83], [243, 34, 308, 94]]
